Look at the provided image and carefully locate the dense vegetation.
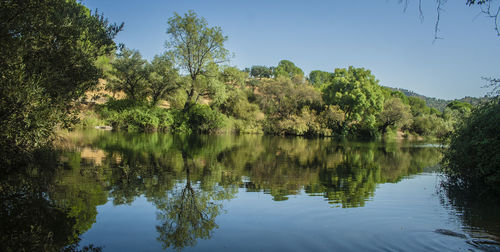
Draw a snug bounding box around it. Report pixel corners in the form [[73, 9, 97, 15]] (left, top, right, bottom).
[[78, 11, 473, 141], [0, 0, 122, 159], [386, 87, 489, 112], [442, 96, 500, 195]]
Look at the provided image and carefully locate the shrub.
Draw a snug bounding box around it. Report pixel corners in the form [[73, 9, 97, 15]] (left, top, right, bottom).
[[442, 98, 500, 194], [98, 99, 173, 132], [411, 114, 450, 138], [187, 105, 226, 133]]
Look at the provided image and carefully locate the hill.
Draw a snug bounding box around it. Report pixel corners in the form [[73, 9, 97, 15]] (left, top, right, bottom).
[[385, 87, 489, 111]]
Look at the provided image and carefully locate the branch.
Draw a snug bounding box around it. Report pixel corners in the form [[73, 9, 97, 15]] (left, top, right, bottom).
[[434, 0, 446, 43]]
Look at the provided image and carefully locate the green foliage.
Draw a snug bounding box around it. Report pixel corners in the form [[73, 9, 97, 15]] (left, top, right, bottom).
[[322, 66, 384, 136], [186, 104, 226, 134], [99, 99, 173, 132], [166, 10, 228, 109], [309, 70, 333, 87], [146, 54, 179, 106], [109, 47, 148, 100], [408, 97, 431, 117], [378, 98, 412, 134], [446, 100, 473, 114], [257, 78, 335, 136], [318, 105, 346, 134], [0, 0, 121, 153], [259, 77, 322, 119], [442, 98, 500, 194], [410, 114, 450, 138], [250, 65, 273, 79], [95, 54, 115, 81], [389, 90, 410, 105], [220, 66, 247, 87], [220, 89, 262, 122], [168, 104, 227, 134], [273, 60, 304, 80], [78, 110, 106, 128]]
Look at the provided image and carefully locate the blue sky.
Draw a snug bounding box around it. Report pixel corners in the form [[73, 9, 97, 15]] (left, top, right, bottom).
[[82, 0, 500, 99]]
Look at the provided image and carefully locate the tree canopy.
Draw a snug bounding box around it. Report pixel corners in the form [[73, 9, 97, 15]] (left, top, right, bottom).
[[110, 47, 148, 101], [0, 0, 122, 154], [147, 54, 179, 106], [250, 65, 273, 79], [322, 67, 384, 134], [165, 10, 228, 110], [309, 70, 333, 87], [273, 60, 304, 80]]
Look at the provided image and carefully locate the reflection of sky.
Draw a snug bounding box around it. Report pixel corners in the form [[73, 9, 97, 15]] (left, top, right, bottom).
[[79, 196, 160, 251], [82, 0, 500, 99], [79, 173, 479, 251]]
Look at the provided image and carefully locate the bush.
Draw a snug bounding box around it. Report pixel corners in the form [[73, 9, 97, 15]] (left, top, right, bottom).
[[187, 104, 226, 133], [98, 99, 173, 132], [411, 114, 450, 138], [263, 107, 333, 136], [442, 98, 500, 194]]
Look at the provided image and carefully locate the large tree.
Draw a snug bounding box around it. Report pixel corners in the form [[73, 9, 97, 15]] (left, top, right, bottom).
[[109, 47, 148, 101], [165, 10, 229, 110], [322, 67, 384, 134], [377, 98, 412, 134], [0, 0, 122, 155], [259, 77, 322, 119], [273, 60, 304, 80]]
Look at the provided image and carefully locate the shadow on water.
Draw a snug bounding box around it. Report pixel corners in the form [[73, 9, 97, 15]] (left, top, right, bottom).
[[438, 177, 500, 251], [1, 129, 499, 250], [0, 148, 103, 252]]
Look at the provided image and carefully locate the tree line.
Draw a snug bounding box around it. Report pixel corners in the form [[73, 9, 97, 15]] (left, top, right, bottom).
[[86, 10, 473, 140]]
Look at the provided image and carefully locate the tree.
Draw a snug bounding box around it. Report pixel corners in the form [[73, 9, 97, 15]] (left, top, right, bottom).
[[259, 77, 322, 119], [378, 98, 412, 134], [273, 60, 304, 80], [220, 66, 247, 87], [442, 98, 500, 194], [156, 156, 226, 250], [322, 67, 384, 135], [319, 105, 346, 134], [408, 96, 430, 117], [147, 54, 179, 106], [0, 0, 122, 154], [446, 100, 473, 114], [109, 47, 148, 101], [309, 70, 333, 87], [250, 65, 273, 79], [165, 10, 229, 110]]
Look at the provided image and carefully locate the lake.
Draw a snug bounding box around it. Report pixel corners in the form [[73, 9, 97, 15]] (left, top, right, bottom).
[[1, 130, 499, 251]]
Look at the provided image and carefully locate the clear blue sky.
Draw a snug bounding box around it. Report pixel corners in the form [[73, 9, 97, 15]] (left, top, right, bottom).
[[82, 0, 500, 100]]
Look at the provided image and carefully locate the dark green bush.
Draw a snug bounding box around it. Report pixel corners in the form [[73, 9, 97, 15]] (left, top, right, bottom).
[[100, 98, 142, 112], [98, 99, 173, 132], [442, 98, 500, 194], [187, 104, 226, 133]]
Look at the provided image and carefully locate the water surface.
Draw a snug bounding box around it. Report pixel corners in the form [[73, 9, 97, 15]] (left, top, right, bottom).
[[2, 130, 499, 251]]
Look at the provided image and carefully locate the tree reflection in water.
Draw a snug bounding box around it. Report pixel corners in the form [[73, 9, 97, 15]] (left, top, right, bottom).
[[156, 157, 225, 250], [4, 130, 500, 250], [0, 149, 103, 252], [439, 180, 500, 248]]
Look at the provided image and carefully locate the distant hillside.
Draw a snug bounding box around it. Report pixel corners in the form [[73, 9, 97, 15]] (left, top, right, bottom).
[[385, 87, 489, 111]]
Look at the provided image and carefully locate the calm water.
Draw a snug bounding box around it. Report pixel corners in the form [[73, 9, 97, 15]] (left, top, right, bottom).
[[2, 130, 500, 251]]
